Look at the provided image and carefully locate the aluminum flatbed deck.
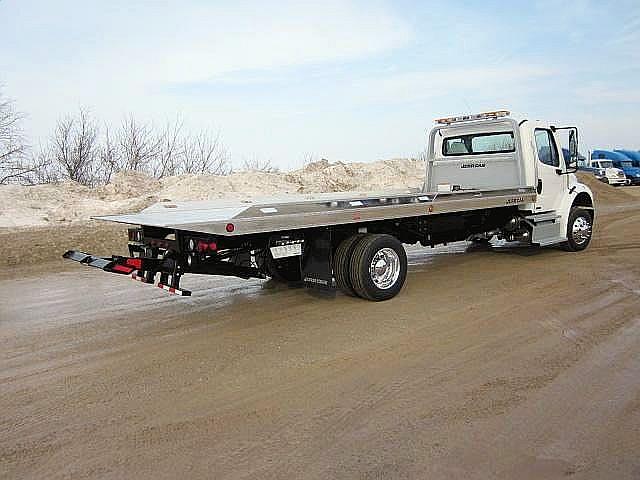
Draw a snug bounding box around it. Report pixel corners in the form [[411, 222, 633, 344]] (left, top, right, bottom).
[[96, 186, 537, 236]]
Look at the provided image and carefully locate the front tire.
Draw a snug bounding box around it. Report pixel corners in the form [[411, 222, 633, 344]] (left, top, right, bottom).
[[563, 207, 593, 251], [349, 234, 407, 301]]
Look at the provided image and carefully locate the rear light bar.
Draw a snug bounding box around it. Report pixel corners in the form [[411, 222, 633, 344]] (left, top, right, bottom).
[[435, 110, 510, 125], [186, 236, 218, 253]]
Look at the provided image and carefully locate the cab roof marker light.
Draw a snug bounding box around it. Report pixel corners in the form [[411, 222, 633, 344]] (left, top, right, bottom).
[[435, 110, 510, 125]]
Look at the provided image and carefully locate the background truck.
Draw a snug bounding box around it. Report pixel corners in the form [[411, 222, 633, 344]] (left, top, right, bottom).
[[65, 111, 595, 301], [614, 150, 640, 184], [579, 158, 628, 186], [592, 150, 640, 185]]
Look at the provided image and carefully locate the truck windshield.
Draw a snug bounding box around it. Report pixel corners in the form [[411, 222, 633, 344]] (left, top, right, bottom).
[[443, 132, 515, 156], [597, 161, 613, 168], [620, 161, 633, 168]]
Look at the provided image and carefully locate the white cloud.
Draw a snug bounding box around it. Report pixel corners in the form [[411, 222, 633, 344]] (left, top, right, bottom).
[[576, 83, 640, 104], [0, 0, 412, 144], [346, 64, 557, 105], [91, 1, 411, 85]]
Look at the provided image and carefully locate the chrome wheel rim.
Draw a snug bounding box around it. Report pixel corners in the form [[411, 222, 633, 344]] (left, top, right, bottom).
[[572, 215, 592, 245], [369, 248, 401, 289]]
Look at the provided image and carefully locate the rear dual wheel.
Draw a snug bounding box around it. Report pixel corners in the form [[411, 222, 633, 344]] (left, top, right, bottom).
[[333, 234, 364, 296], [334, 234, 407, 301]]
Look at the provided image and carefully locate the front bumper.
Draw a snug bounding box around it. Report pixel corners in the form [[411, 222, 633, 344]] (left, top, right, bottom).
[[605, 177, 627, 185]]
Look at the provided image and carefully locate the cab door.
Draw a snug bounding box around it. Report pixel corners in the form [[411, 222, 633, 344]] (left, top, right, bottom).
[[533, 128, 566, 212]]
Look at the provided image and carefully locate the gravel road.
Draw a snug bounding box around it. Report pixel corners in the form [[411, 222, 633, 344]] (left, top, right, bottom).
[[1, 187, 640, 479]]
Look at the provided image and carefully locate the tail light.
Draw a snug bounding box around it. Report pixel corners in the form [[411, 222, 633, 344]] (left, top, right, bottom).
[[186, 237, 219, 253], [125, 258, 143, 269], [112, 264, 135, 274]]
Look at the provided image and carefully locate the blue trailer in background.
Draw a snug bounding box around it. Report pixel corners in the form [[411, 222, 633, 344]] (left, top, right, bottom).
[[614, 150, 640, 165], [592, 150, 640, 185]]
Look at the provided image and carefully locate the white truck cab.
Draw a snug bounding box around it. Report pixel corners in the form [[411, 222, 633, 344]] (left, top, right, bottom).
[[590, 159, 628, 186], [426, 111, 594, 247]]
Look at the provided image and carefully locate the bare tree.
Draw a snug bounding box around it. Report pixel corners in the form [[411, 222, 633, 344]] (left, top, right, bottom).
[[182, 129, 230, 175], [153, 116, 184, 178], [0, 90, 30, 184], [301, 152, 317, 166], [1, 100, 235, 184], [96, 123, 120, 183], [51, 109, 99, 185], [241, 154, 278, 173], [414, 149, 428, 163], [28, 144, 59, 184], [118, 116, 160, 173]]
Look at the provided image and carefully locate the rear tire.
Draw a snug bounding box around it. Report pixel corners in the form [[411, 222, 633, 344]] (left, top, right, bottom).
[[333, 234, 364, 296], [563, 207, 593, 252], [349, 234, 407, 301]]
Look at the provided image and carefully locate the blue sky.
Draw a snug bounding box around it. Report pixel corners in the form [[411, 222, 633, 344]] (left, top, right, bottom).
[[1, 0, 639, 168]]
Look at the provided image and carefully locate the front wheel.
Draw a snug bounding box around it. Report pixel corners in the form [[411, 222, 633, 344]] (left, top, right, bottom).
[[563, 207, 593, 251], [349, 234, 407, 301]]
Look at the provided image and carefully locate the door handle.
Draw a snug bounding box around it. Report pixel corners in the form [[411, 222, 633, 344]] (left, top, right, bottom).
[[537, 179, 542, 194]]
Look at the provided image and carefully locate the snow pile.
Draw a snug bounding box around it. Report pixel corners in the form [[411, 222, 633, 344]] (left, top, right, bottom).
[[0, 158, 425, 229], [286, 158, 424, 193]]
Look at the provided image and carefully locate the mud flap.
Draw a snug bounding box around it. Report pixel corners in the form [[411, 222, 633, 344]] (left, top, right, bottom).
[[301, 229, 334, 289]]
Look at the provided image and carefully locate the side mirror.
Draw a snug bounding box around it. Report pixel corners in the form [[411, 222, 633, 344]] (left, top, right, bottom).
[[568, 128, 579, 172]]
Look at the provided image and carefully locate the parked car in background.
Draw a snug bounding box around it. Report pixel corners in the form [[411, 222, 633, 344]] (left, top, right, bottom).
[[592, 150, 640, 185]]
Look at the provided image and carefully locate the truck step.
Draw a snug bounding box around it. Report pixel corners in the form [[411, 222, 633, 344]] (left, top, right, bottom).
[[525, 211, 560, 224]]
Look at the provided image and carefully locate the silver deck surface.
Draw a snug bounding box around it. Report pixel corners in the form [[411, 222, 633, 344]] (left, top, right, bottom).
[[95, 187, 537, 236]]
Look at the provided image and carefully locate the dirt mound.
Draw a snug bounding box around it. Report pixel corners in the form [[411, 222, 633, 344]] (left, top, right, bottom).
[[575, 172, 636, 205], [286, 158, 424, 193], [95, 170, 161, 200], [0, 159, 426, 229]]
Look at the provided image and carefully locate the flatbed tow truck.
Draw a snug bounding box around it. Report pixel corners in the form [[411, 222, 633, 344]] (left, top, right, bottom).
[[64, 111, 595, 301]]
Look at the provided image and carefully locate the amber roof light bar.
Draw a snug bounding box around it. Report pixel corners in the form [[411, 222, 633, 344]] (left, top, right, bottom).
[[435, 110, 511, 125]]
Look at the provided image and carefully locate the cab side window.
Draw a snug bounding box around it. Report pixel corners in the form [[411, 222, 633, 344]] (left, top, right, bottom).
[[534, 129, 559, 167]]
